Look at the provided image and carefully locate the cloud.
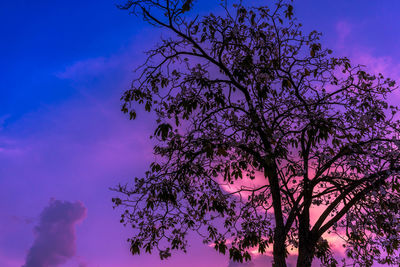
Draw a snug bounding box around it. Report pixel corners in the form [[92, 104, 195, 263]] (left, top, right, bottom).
[[0, 114, 10, 131], [353, 52, 400, 79], [227, 253, 323, 267], [227, 255, 293, 267], [22, 200, 87, 267], [54, 39, 144, 83], [335, 20, 352, 48], [334, 20, 400, 78], [333, 20, 400, 106], [228, 260, 255, 267], [0, 40, 156, 266], [56, 57, 117, 80]]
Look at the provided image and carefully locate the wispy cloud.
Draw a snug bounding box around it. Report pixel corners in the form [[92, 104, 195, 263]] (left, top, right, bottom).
[[333, 20, 400, 105], [335, 21, 352, 49], [56, 57, 118, 81]]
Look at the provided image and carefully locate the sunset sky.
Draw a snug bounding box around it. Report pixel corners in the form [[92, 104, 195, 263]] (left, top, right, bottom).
[[1, 0, 400, 266]]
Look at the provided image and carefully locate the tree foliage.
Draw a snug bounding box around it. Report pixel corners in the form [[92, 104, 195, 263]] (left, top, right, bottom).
[[112, 0, 400, 266]]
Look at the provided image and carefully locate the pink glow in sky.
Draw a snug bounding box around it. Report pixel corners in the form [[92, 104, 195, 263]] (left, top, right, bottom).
[[1, 1, 400, 266]]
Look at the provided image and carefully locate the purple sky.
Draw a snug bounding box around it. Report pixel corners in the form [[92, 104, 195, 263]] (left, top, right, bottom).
[[1, 1, 400, 266]]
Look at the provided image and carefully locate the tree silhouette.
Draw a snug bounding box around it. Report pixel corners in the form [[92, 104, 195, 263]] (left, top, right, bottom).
[[112, 0, 400, 266]]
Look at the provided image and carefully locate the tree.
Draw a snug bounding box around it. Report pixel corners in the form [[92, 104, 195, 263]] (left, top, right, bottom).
[[112, 0, 400, 266]]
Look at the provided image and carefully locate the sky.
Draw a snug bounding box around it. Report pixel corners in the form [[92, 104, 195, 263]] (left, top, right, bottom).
[[1, 0, 400, 266]]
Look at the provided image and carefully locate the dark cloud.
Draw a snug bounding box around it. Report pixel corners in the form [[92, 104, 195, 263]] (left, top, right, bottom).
[[228, 260, 256, 267], [227, 255, 273, 267], [22, 200, 87, 267], [227, 254, 303, 267]]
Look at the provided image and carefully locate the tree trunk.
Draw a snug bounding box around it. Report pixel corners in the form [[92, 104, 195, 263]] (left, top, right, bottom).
[[265, 159, 287, 267], [297, 180, 315, 267], [297, 198, 316, 267], [297, 228, 316, 267], [273, 228, 287, 267], [297, 242, 315, 267]]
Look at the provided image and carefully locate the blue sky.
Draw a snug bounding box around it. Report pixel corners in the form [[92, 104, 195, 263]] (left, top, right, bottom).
[[1, 0, 136, 122], [1, 0, 400, 266], [2, 0, 400, 124]]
